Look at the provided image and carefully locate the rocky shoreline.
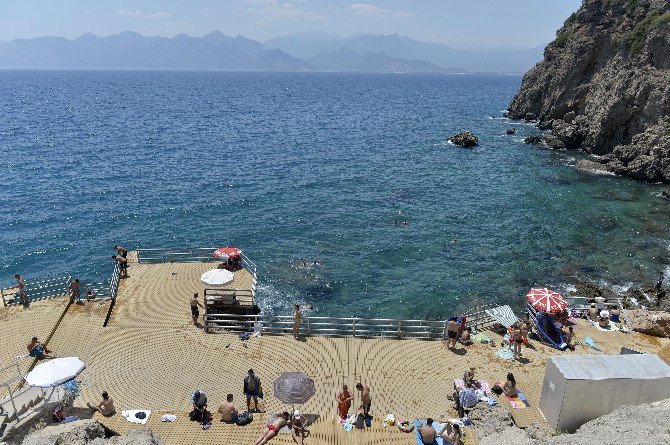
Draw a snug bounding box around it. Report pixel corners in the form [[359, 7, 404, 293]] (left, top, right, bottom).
[[508, 0, 670, 183]]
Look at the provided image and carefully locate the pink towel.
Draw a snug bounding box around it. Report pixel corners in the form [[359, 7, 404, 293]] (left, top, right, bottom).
[[454, 379, 490, 394]]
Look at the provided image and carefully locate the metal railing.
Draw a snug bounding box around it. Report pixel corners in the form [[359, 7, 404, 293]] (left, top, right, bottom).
[[1, 276, 70, 307], [108, 262, 121, 300], [204, 288, 255, 305], [205, 313, 451, 339], [565, 295, 631, 330], [0, 360, 45, 425]]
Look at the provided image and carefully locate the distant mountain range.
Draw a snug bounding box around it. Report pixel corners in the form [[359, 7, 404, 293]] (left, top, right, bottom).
[[0, 30, 544, 73]]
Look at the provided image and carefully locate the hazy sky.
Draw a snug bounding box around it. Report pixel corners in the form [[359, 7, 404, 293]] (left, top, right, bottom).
[[0, 0, 582, 48]]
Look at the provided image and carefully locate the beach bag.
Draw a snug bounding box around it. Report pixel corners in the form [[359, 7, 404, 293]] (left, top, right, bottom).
[[356, 414, 365, 429], [189, 409, 201, 421], [236, 411, 253, 426], [53, 406, 65, 422], [491, 385, 503, 395]]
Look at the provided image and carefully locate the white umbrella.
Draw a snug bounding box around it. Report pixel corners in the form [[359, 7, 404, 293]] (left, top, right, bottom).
[[201, 269, 234, 287], [25, 357, 85, 388]]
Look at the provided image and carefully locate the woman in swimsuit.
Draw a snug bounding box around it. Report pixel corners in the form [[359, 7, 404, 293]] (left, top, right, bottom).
[[438, 423, 462, 445], [511, 324, 523, 360], [253, 412, 290, 445], [503, 373, 518, 397]]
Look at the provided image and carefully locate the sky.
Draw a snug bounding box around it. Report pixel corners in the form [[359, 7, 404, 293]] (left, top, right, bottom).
[[0, 0, 583, 48]]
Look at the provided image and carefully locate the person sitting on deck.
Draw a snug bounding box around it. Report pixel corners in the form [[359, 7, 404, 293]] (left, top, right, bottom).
[[87, 391, 116, 417], [564, 326, 576, 351], [610, 307, 621, 323], [598, 311, 610, 328], [438, 423, 462, 445], [291, 410, 308, 445], [27, 337, 54, 359], [253, 412, 290, 445], [218, 394, 238, 424], [464, 367, 481, 389], [459, 327, 472, 345], [458, 387, 478, 410], [503, 373, 518, 397], [418, 418, 437, 445], [190, 390, 208, 421]]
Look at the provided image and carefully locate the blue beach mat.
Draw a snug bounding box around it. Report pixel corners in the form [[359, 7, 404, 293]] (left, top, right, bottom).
[[517, 391, 531, 407], [496, 348, 515, 360]]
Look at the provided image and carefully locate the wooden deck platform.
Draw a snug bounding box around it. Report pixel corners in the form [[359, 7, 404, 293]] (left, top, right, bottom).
[[1, 261, 669, 445]]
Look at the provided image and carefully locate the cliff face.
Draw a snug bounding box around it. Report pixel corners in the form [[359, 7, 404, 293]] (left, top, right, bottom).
[[509, 0, 670, 183]]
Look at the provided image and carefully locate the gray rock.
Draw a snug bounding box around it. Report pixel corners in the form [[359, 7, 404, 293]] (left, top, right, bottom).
[[509, 0, 670, 183], [468, 401, 514, 440], [101, 428, 164, 445], [449, 131, 479, 148], [21, 420, 106, 445], [524, 135, 546, 145]]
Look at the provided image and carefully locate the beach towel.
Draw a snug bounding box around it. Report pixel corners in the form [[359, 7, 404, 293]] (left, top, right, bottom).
[[495, 348, 515, 360], [504, 392, 529, 409], [161, 414, 177, 422], [121, 410, 151, 424], [414, 419, 453, 445], [504, 395, 524, 409], [583, 337, 602, 352], [592, 320, 620, 332], [453, 379, 490, 394], [471, 333, 492, 343]]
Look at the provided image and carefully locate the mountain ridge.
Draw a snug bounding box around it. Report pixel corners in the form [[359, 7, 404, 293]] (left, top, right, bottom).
[[0, 30, 540, 73]]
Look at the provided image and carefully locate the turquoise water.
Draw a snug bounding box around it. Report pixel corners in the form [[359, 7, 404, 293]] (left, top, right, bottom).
[[1, 71, 668, 319]]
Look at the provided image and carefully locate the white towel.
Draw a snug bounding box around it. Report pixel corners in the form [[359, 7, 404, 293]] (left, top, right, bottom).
[[121, 409, 151, 424], [161, 414, 177, 422]]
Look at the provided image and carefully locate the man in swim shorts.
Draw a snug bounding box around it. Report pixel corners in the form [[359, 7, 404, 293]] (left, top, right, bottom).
[[355, 383, 371, 417], [445, 317, 460, 349], [27, 337, 54, 359], [244, 369, 262, 412], [87, 391, 116, 416], [190, 293, 204, 325]]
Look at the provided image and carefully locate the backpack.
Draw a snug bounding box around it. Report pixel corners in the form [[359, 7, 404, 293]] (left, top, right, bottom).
[[491, 385, 503, 395], [53, 406, 65, 422], [236, 411, 253, 426]]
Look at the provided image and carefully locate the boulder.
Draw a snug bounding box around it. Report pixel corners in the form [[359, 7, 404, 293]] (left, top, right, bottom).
[[625, 309, 670, 337], [468, 401, 514, 440], [91, 428, 164, 445], [506, 128, 516, 135], [449, 131, 479, 148], [524, 135, 546, 145], [21, 420, 106, 445]]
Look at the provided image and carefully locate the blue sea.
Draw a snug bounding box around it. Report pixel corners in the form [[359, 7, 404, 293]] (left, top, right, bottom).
[[1, 71, 669, 319]]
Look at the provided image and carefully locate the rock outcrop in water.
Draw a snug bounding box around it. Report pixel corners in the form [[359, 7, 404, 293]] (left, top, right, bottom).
[[509, 0, 670, 183], [449, 131, 479, 147]]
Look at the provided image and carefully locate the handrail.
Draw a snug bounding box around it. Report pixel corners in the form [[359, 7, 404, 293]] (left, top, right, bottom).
[[1, 276, 70, 307]]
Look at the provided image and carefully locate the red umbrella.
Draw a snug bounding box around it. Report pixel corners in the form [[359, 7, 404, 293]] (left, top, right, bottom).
[[526, 287, 567, 314], [213, 247, 242, 260]]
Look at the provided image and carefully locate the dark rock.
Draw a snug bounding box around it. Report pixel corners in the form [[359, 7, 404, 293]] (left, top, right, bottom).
[[661, 190, 670, 200], [506, 128, 516, 135], [449, 131, 479, 148], [524, 135, 546, 145], [508, 0, 670, 183]]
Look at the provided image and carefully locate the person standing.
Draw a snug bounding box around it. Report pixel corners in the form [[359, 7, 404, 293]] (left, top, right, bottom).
[[293, 304, 302, 339], [190, 293, 204, 325], [336, 384, 354, 422], [244, 369, 262, 412], [112, 255, 128, 278], [355, 383, 371, 418], [445, 317, 460, 350], [113, 245, 128, 259], [70, 279, 81, 303], [15, 274, 28, 306], [511, 324, 523, 360]]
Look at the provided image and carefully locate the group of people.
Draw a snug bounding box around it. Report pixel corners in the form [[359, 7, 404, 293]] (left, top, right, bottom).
[[587, 302, 620, 328], [507, 323, 529, 360], [418, 419, 462, 445], [336, 383, 371, 422]]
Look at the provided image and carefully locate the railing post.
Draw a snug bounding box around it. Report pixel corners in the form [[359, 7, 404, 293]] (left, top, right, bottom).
[[397, 321, 402, 339], [1, 288, 5, 307], [7, 383, 19, 422], [352, 319, 357, 337], [307, 318, 311, 336]]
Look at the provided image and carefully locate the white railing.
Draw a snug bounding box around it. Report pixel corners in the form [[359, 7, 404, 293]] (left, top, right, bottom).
[[205, 313, 450, 338], [0, 276, 70, 307]]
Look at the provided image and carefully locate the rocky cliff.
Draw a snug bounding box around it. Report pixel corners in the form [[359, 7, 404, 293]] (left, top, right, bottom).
[[509, 0, 670, 183]]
